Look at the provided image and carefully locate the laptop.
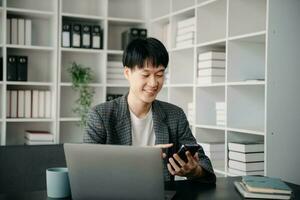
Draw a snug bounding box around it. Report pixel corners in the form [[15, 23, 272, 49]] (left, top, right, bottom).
[[64, 143, 175, 200]]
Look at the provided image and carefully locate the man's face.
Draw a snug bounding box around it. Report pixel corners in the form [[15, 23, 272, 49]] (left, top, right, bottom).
[[124, 62, 165, 104]]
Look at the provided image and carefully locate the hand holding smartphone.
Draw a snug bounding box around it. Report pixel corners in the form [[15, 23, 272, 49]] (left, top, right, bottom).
[[176, 144, 200, 163]]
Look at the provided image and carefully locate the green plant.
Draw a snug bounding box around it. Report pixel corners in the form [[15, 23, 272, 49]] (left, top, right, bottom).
[[67, 62, 94, 127]]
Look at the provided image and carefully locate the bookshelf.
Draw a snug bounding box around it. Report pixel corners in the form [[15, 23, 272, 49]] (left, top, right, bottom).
[[149, 0, 300, 184], [0, 0, 299, 184]]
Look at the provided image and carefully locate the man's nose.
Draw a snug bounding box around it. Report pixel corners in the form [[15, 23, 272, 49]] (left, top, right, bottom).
[[148, 75, 158, 87]]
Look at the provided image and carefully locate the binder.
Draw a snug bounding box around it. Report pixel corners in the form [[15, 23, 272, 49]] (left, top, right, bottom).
[[11, 18, 18, 45], [138, 29, 147, 39], [0, 57, 3, 81], [62, 22, 71, 47], [121, 28, 139, 50], [17, 90, 25, 118], [92, 25, 101, 49], [18, 18, 25, 45], [25, 19, 32, 45], [82, 25, 91, 48], [17, 56, 28, 81], [71, 24, 81, 48], [7, 55, 17, 81]]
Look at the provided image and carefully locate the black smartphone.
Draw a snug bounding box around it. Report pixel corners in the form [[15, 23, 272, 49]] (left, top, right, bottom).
[[176, 144, 200, 163]]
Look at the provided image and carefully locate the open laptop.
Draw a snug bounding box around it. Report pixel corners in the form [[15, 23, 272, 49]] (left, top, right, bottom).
[[64, 143, 175, 200]]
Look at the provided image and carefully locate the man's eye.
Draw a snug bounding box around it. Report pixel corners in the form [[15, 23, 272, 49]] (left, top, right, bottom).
[[142, 74, 149, 77], [156, 73, 164, 77]]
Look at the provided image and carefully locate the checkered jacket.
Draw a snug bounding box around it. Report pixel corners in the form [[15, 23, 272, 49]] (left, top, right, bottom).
[[84, 94, 216, 183]]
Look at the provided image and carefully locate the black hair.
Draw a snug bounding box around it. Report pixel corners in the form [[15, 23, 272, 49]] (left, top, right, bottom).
[[122, 37, 169, 69]]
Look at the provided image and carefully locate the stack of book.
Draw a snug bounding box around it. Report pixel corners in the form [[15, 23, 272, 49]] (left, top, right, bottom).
[[187, 102, 194, 124], [176, 17, 195, 48], [228, 142, 264, 176], [199, 142, 225, 170], [7, 90, 51, 118], [25, 130, 54, 145], [107, 61, 126, 84], [7, 18, 32, 45], [197, 51, 226, 85], [216, 102, 225, 126], [235, 176, 292, 199]]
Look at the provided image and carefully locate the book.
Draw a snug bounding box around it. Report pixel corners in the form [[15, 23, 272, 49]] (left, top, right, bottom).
[[45, 90, 51, 118], [25, 130, 53, 141], [25, 19, 32, 45], [176, 32, 194, 42], [177, 17, 195, 29], [11, 18, 18, 45], [199, 142, 225, 152], [7, 55, 17, 81], [229, 151, 264, 162], [234, 181, 291, 199], [198, 51, 226, 61], [121, 28, 139, 50], [177, 25, 195, 35], [198, 68, 225, 76], [228, 168, 264, 176], [7, 18, 11, 44], [6, 90, 11, 117], [31, 90, 39, 118], [71, 24, 81, 48], [38, 90, 45, 118], [176, 39, 194, 48], [197, 76, 225, 84], [198, 60, 225, 68], [18, 18, 25, 45], [25, 140, 54, 145], [17, 90, 25, 118], [24, 90, 31, 118], [62, 22, 71, 47], [17, 56, 28, 81], [228, 160, 264, 171], [82, 25, 91, 48], [92, 25, 102, 49], [11, 90, 18, 118], [242, 176, 292, 195], [228, 142, 264, 153]]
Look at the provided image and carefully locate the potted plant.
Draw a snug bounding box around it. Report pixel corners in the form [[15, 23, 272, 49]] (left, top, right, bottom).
[[68, 62, 94, 127]]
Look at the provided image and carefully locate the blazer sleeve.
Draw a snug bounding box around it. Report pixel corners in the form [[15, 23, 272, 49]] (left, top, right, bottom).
[[83, 107, 107, 144], [176, 108, 216, 184]]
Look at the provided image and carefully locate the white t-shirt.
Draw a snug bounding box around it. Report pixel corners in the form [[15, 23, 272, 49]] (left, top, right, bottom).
[[130, 107, 156, 146]]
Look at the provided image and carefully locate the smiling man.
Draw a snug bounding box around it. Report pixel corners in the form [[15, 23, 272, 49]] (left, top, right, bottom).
[[84, 38, 216, 182]]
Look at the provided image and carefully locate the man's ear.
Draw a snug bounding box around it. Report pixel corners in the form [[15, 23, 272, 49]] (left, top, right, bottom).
[[124, 66, 130, 80]]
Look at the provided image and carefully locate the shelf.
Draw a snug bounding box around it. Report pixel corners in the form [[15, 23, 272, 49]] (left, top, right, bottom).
[[172, 5, 196, 17], [214, 169, 227, 176], [6, 81, 53, 86], [6, 118, 54, 122], [62, 12, 104, 21], [227, 127, 265, 136], [168, 84, 194, 88], [169, 45, 194, 52], [196, 83, 226, 87], [61, 47, 104, 54], [106, 84, 129, 88], [6, 45, 54, 51], [7, 7, 54, 19], [61, 0, 105, 17], [60, 83, 103, 87], [195, 124, 225, 131], [150, 14, 170, 23], [107, 50, 123, 55], [60, 118, 80, 122], [108, 17, 145, 25], [228, 31, 266, 42], [196, 38, 226, 48], [227, 81, 265, 86]]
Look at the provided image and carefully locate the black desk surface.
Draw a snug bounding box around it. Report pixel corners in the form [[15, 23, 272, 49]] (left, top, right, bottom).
[[0, 177, 299, 200]]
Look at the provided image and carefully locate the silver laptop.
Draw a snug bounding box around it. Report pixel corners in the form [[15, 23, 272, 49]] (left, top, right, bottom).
[[64, 143, 170, 200]]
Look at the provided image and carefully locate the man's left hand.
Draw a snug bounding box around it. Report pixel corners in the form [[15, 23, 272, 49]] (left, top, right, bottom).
[[167, 151, 203, 178]]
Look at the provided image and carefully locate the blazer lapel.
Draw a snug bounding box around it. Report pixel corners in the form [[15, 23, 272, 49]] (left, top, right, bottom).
[[115, 94, 132, 145], [152, 100, 170, 145]]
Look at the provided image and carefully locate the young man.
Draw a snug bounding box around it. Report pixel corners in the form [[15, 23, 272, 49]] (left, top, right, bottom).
[[84, 38, 216, 182]]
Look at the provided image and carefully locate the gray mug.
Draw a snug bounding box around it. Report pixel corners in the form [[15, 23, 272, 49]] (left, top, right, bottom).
[[46, 167, 71, 198]]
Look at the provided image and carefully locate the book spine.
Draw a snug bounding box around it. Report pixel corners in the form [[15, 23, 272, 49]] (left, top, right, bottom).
[[18, 18, 25, 45], [62, 22, 71, 47], [31, 90, 39, 118], [7, 55, 17, 81], [17, 56, 28, 81], [24, 90, 32, 118], [45, 91, 51, 118], [11, 18, 18, 45], [11, 90, 18, 118], [7, 18, 11, 44], [17, 90, 25, 118], [6, 90, 11, 118], [38, 91, 45, 118], [25, 19, 32, 45]]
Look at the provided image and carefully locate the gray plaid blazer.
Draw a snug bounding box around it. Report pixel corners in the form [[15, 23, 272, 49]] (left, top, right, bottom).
[[84, 94, 216, 183]]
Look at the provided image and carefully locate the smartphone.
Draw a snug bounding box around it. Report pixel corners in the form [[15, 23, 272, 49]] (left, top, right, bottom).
[[176, 144, 200, 163]]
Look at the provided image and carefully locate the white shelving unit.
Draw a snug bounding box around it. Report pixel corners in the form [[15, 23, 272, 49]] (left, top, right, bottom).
[[149, 0, 300, 184], [0, 0, 299, 184]]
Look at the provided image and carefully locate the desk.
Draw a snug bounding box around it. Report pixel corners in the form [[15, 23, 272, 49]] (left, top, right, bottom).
[[0, 177, 299, 200]]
